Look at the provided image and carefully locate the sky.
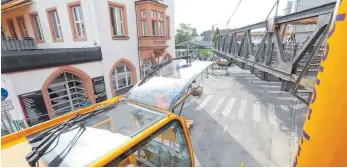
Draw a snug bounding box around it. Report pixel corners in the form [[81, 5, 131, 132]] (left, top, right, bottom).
[[174, 0, 288, 34]]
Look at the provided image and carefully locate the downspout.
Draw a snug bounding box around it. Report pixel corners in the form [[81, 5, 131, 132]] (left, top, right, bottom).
[[134, 2, 142, 80]]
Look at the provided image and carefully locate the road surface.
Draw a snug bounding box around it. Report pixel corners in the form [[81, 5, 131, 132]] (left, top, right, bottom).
[[181, 66, 308, 167]]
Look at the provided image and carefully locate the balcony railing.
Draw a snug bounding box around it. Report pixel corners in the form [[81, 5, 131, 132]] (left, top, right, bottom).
[[1, 38, 37, 52]]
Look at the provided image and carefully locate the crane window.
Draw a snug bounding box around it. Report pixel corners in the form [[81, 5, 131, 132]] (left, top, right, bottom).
[[106, 120, 192, 167]]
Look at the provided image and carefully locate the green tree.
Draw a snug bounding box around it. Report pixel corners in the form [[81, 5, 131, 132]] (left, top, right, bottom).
[[212, 27, 220, 45], [175, 23, 198, 44]]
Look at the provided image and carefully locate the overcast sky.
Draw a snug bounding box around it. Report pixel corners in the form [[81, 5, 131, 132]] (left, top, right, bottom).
[[174, 0, 288, 34]]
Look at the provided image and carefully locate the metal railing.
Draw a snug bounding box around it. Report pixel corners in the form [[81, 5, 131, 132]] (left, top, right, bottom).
[[212, 2, 335, 91], [1, 37, 37, 52]]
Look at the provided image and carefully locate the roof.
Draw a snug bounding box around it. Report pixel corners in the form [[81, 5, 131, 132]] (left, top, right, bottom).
[[127, 60, 214, 111]]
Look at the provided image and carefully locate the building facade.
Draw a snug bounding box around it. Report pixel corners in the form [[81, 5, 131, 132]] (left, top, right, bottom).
[[1, 0, 175, 133], [282, 0, 336, 44]]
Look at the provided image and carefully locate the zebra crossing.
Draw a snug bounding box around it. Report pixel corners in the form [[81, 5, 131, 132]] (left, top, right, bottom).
[[184, 95, 306, 125]]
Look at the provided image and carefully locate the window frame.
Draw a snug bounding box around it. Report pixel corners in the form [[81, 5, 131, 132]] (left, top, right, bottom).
[[105, 119, 194, 167], [67, 2, 87, 41], [151, 10, 156, 18], [29, 12, 45, 43], [165, 16, 170, 37], [1, 26, 6, 39], [46, 7, 64, 42], [47, 72, 87, 116], [151, 20, 157, 36], [113, 64, 132, 90], [141, 59, 154, 79], [141, 20, 147, 36], [158, 12, 163, 19], [16, 16, 29, 38], [158, 21, 164, 36], [141, 10, 147, 17], [6, 18, 18, 39], [108, 1, 129, 40]]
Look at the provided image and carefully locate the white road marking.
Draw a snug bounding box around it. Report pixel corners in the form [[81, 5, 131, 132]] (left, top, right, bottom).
[[195, 95, 213, 111], [194, 154, 202, 167], [277, 97, 298, 101], [251, 81, 281, 84], [183, 97, 196, 108], [280, 105, 289, 113], [295, 103, 307, 109], [268, 90, 286, 94], [259, 85, 281, 88], [237, 99, 247, 119], [212, 97, 225, 114], [236, 74, 252, 76], [245, 76, 259, 80], [253, 102, 261, 122], [278, 96, 308, 101], [267, 103, 278, 126], [222, 98, 236, 116], [223, 124, 228, 133]]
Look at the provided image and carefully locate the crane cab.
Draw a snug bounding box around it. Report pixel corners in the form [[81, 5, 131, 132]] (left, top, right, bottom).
[[1, 58, 213, 167]]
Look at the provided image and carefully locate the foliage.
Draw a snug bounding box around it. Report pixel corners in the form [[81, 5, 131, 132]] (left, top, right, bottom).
[[212, 27, 220, 45], [175, 23, 198, 44], [199, 48, 210, 56]]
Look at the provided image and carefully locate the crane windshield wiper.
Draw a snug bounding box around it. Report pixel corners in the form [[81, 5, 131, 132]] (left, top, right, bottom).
[[25, 106, 113, 167], [138, 56, 192, 86]]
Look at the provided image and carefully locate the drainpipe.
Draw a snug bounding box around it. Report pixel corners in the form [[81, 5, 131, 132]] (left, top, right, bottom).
[[134, 2, 141, 79]]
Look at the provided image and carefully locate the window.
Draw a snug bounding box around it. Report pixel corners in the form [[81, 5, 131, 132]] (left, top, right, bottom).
[[142, 20, 147, 36], [107, 120, 192, 167], [166, 16, 170, 37], [141, 10, 146, 17], [110, 6, 124, 36], [152, 20, 157, 36], [1, 26, 6, 39], [158, 12, 163, 19], [306, 24, 315, 31], [17, 17, 29, 38], [158, 21, 164, 36], [7, 19, 17, 39], [151, 10, 156, 17], [47, 72, 87, 116], [112, 64, 132, 91], [69, 5, 86, 39], [30, 14, 44, 41], [141, 59, 153, 78], [161, 55, 169, 63], [51, 11, 62, 39], [47, 9, 63, 41], [296, 0, 302, 8]]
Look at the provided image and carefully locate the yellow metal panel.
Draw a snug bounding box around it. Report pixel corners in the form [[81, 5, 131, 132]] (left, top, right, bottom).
[[294, 1, 347, 166], [1, 96, 121, 146]]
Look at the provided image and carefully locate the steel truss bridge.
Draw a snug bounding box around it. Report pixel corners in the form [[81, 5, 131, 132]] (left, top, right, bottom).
[[212, 2, 336, 104]]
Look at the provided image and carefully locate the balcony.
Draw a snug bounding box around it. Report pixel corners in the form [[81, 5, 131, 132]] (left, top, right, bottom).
[[1, 38, 102, 73], [1, 37, 37, 52]]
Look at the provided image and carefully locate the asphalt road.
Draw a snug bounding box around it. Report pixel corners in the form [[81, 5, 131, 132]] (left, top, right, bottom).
[[181, 66, 308, 167]]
